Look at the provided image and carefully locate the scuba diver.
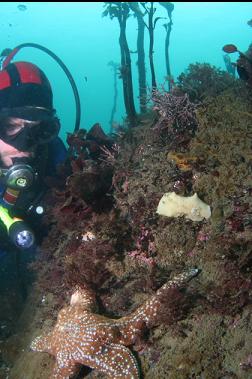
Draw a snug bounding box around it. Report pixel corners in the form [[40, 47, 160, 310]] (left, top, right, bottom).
[[0, 43, 114, 256], [0, 43, 81, 253], [0, 60, 67, 252], [222, 43, 252, 87]]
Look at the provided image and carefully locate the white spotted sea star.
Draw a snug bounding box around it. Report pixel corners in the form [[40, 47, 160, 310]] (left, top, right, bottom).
[[31, 268, 199, 378]]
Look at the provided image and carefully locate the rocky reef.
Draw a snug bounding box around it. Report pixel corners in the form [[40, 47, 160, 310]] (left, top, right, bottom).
[[1, 64, 252, 379]]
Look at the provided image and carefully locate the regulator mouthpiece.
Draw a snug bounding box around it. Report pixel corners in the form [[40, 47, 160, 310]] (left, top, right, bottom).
[[4, 164, 35, 190]]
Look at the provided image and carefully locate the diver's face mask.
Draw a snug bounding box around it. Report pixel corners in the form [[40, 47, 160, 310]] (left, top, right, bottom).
[[0, 106, 60, 190], [0, 106, 60, 152]]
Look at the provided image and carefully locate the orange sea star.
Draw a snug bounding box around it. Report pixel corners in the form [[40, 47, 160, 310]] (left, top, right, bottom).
[[31, 268, 199, 378]]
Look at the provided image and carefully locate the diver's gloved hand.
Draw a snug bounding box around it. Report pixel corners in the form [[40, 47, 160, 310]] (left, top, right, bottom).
[[0, 138, 31, 167]]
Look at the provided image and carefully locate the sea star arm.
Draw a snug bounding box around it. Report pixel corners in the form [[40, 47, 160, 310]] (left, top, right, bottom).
[[80, 343, 140, 379], [70, 287, 96, 311], [51, 352, 80, 379], [136, 268, 199, 323], [30, 333, 53, 353], [119, 268, 199, 344]]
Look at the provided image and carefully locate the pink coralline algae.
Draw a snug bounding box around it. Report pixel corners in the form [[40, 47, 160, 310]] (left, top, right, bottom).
[[196, 230, 210, 242], [152, 89, 198, 133], [127, 228, 156, 267], [128, 250, 156, 267], [240, 354, 252, 370]]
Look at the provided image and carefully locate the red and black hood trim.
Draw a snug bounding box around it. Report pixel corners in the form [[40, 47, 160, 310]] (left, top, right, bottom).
[[0, 61, 53, 112]]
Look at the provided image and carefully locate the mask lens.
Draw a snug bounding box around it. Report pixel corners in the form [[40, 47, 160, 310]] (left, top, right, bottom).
[[0, 106, 56, 122], [5, 122, 25, 137], [0, 118, 26, 139], [0, 108, 60, 148], [28, 118, 60, 144]]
